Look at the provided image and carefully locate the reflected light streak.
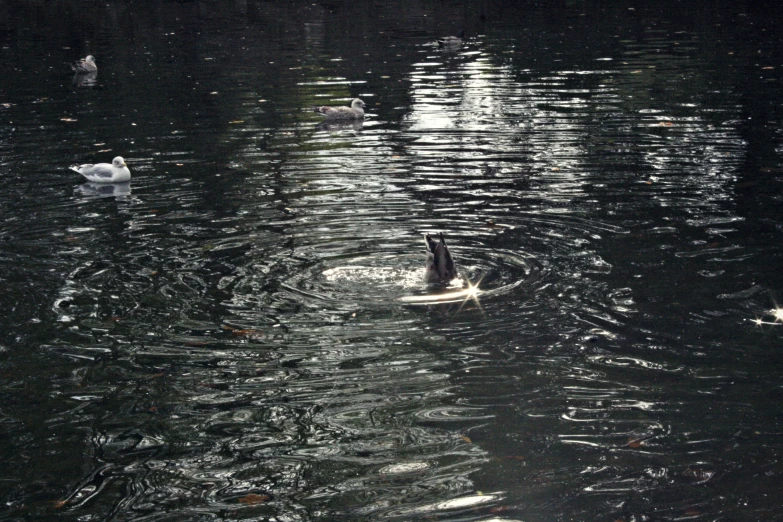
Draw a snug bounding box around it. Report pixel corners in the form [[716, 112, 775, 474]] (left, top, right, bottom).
[[751, 318, 781, 327], [399, 277, 484, 311]]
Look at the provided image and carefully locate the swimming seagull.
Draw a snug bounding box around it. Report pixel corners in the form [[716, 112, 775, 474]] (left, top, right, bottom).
[[424, 232, 458, 283], [71, 55, 97, 73], [437, 30, 465, 48], [70, 156, 131, 183], [314, 98, 366, 121]]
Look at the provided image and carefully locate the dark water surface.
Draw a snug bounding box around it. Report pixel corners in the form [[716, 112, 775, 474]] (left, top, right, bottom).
[[1, 1, 783, 520]]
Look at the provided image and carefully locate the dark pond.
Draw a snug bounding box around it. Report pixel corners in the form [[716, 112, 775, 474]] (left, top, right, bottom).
[[1, 1, 782, 520]]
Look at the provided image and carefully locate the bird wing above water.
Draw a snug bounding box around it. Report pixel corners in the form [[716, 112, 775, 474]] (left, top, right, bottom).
[[74, 164, 114, 179]]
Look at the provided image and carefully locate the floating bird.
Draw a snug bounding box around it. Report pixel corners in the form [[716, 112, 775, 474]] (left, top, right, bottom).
[[437, 30, 465, 48], [71, 55, 97, 73], [424, 232, 458, 283], [70, 156, 130, 183], [314, 98, 366, 121]]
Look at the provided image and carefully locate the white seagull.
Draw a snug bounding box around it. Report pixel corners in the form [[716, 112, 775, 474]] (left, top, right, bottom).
[[71, 55, 97, 73], [70, 156, 131, 183]]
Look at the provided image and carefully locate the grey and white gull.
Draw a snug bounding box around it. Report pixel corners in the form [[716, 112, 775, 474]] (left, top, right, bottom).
[[314, 98, 366, 121], [70, 156, 130, 183], [437, 30, 465, 48], [71, 55, 97, 73]]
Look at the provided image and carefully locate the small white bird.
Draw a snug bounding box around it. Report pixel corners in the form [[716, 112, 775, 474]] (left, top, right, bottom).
[[71, 55, 97, 73], [424, 232, 458, 283], [314, 98, 366, 121], [70, 156, 131, 183]]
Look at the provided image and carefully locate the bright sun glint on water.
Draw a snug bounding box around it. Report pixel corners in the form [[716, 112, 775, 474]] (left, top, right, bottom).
[[456, 277, 485, 314], [753, 308, 783, 326]]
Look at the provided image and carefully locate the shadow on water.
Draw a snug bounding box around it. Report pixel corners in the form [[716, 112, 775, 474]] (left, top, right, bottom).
[[0, 0, 782, 520]]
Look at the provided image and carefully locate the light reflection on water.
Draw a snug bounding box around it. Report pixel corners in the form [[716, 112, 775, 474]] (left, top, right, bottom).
[[0, 1, 782, 521]]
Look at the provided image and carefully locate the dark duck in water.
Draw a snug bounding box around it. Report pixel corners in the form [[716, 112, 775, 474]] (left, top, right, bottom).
[[424, 233, 458, 283]]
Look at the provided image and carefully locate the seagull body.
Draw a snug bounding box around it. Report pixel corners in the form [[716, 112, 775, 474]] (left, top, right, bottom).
[[70, 156, 130, 183], [437, 30, 465, 48], [71, 55, 97, 73], [314, 98, 366, 121], [424, 233, 458, 283]]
